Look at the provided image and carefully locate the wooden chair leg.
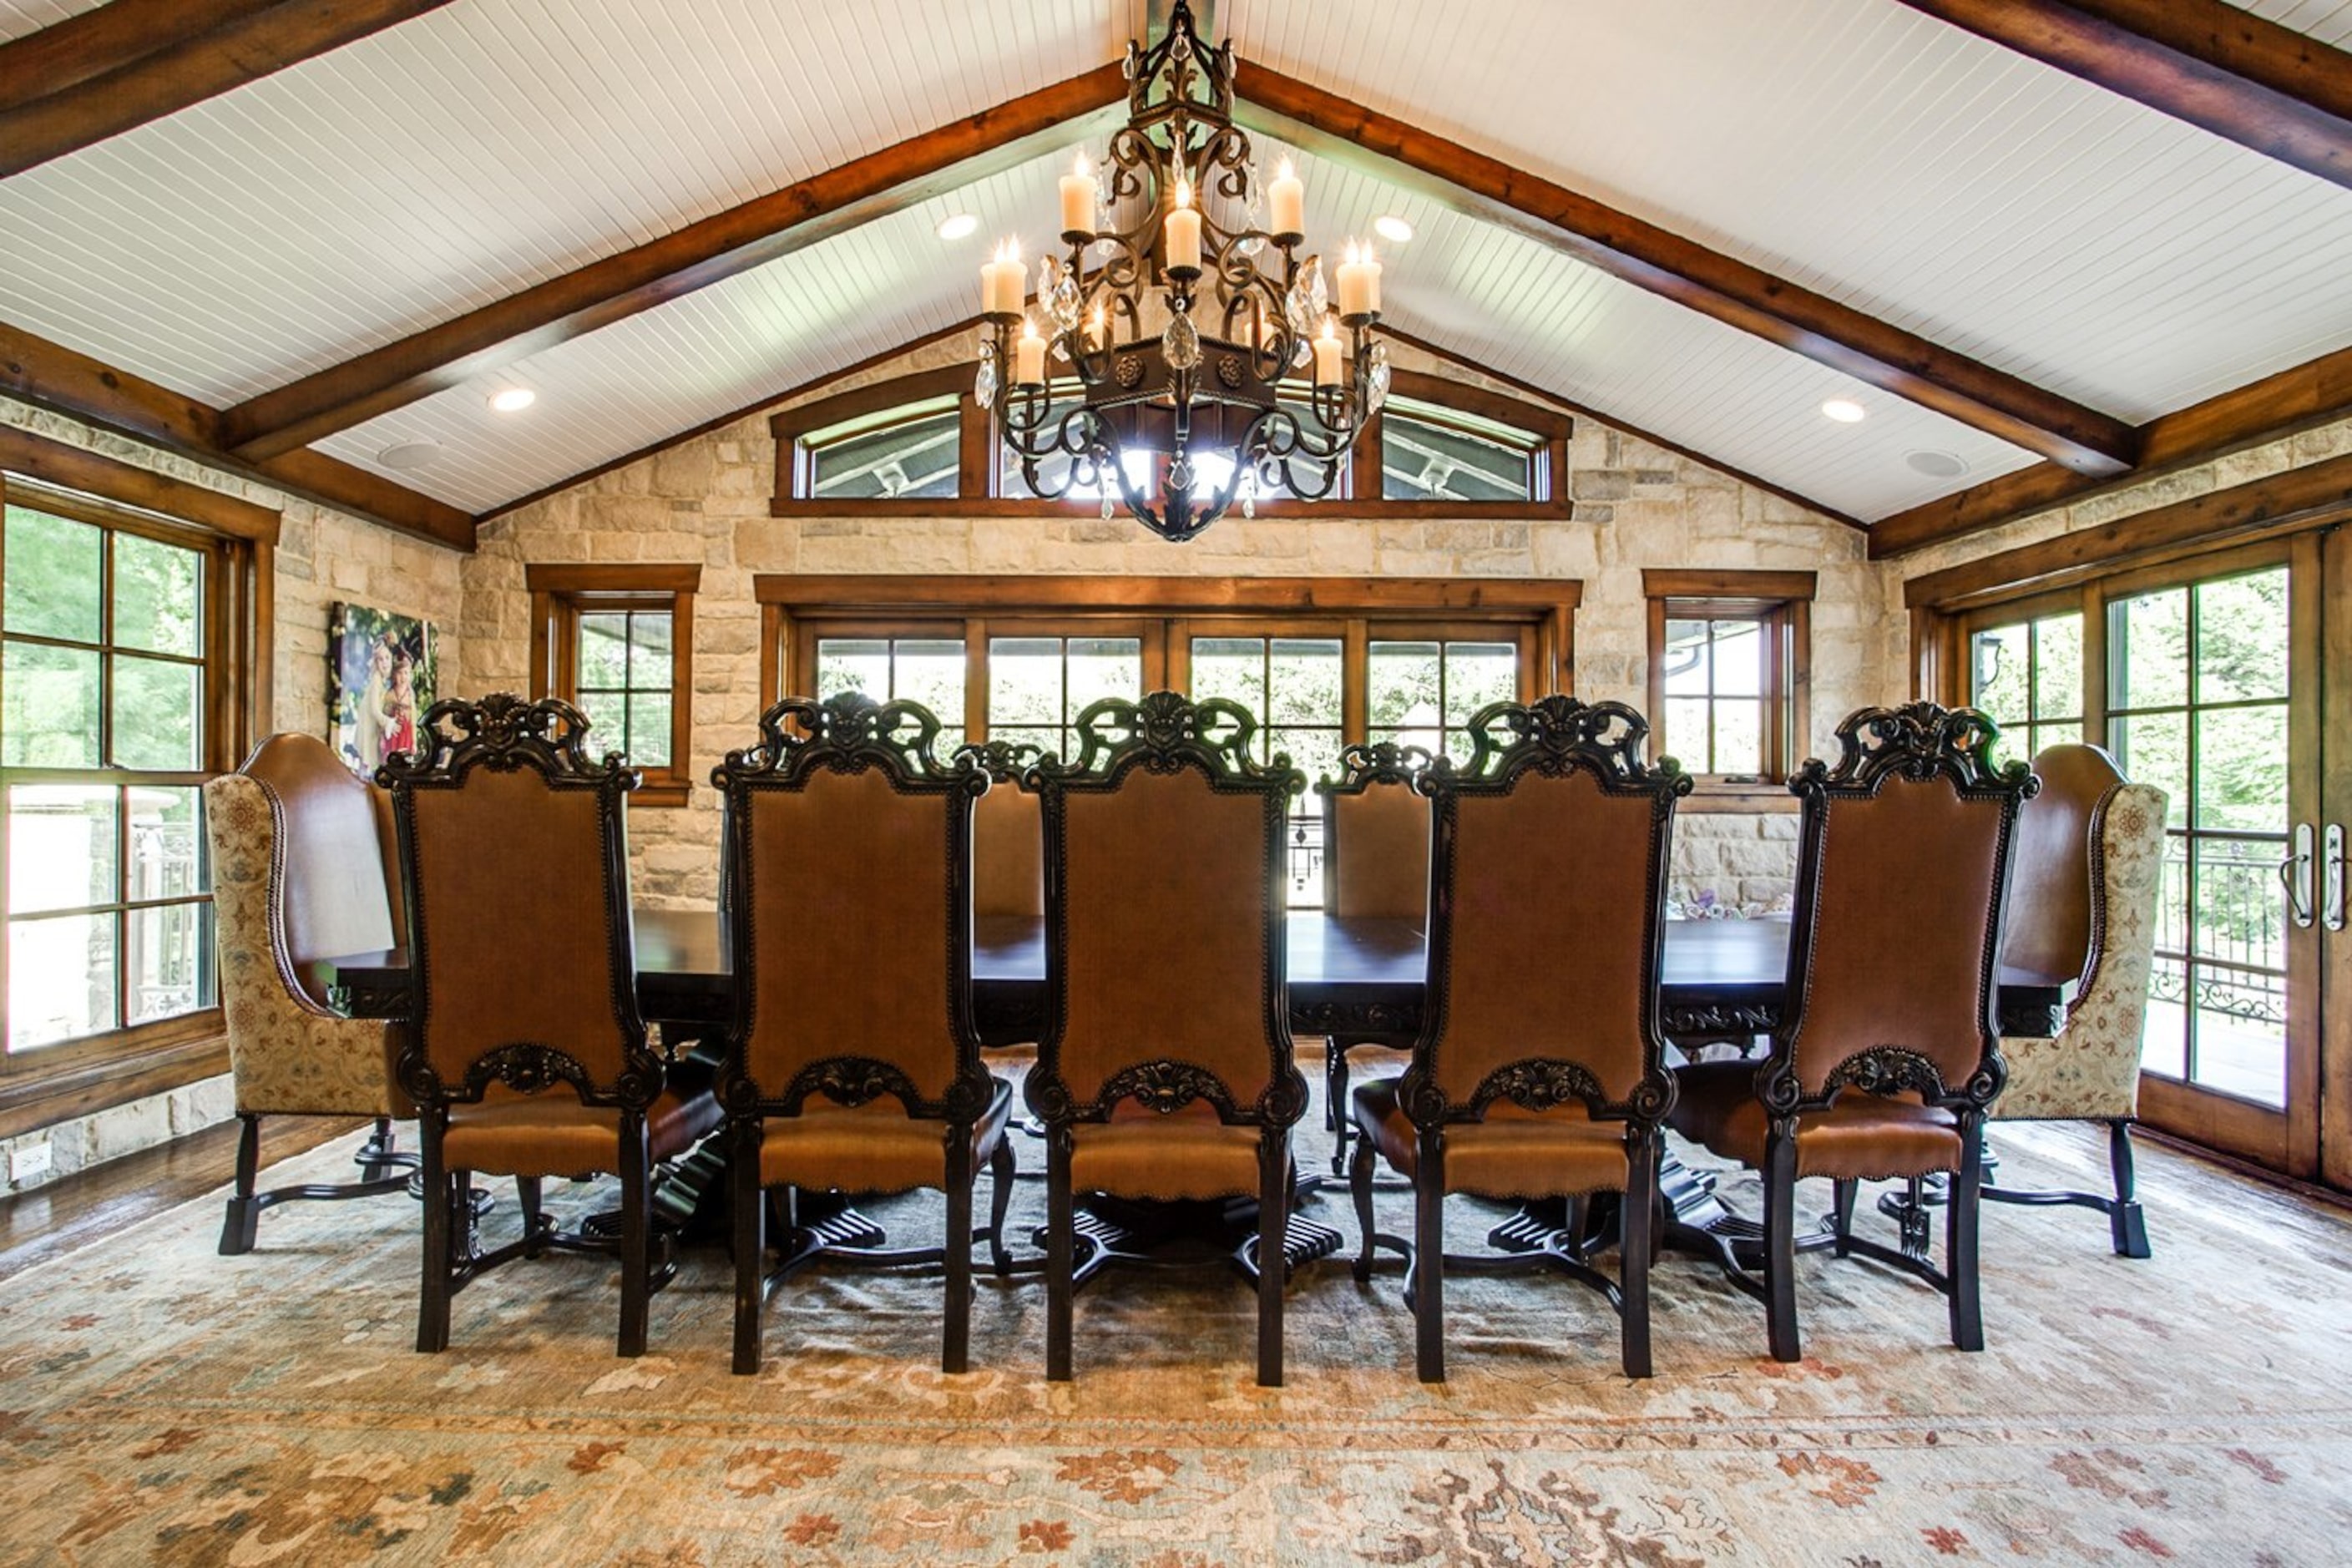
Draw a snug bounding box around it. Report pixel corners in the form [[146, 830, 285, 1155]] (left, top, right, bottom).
[[617, 1115, 650, 1358], [1256, 1136, 1287, 1388], [1326, 1037, 1353, 1176], [731, 1119, 764, 1376], [1763, 1124, 1802, 1364], [986, 1136, 1017, 1277], [943, 1139, 974, 1376], [1414, 1130, 1445, 1384], [1621, 1129, 1657, 1379], [218, 1113, 263, 1257], [416, 1114, 452, 1354], [1830, 1177, 1858, 1257], [1045, 1130, 1075, 1383], [517, 1176, 544, 1258], [2109, 1119, 2152, 1260], [359, 1116, 402, 1181], [1949, 1120, 1986, 1353], [1348, 1121, 1378, 1283]]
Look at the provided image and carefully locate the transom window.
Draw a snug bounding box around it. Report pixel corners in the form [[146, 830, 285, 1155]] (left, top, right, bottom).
[[1379, 397, 1545, 503], [3, 496, 224, 1054], [797, 397, 961, 501], [528, 564, 700, 806]]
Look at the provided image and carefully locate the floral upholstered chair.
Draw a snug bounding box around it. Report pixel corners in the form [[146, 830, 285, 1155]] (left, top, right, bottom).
[[1984, 744, 2168, 1257], [205, 733, 418, 1255]]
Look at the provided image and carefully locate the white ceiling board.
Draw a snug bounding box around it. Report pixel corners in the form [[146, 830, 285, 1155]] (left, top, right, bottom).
[[0, 0, 99, 40], [1209, 0, 2352, 424], [314, 149, 1080, 513], [0, 0, 1119, 405], [2239, 1, 2352, 46]]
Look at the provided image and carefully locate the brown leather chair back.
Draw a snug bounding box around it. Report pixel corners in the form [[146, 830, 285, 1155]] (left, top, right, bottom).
[[2000, 744, 2125, 988], [1421, 700, 1687, 1116], [716, 695, 983, 1115], [1778, 703, 2038, 1106], [380, 694, 651, 1105], [973, 783, 1044, 919], [1320, 743, 1434, 921], [240, 732, 403, 1008], [1032, 694, 1305, 1125]]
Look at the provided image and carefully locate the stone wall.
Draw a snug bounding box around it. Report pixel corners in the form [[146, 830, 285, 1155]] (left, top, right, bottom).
[[1, 397, 468, 1189], [468, 332, 1894, 914]]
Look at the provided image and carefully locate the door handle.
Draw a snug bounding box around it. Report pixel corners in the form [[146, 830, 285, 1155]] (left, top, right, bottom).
[[2326, 822, 2346, 933], [2283, 823, 2315, 929]]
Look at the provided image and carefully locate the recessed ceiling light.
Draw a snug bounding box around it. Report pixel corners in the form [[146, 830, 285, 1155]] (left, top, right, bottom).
[[488, 387, 536, 413], [937, 212, 980, 240], [1907, 449, 1969, 478], [1820, 397, 1867, 423], [377, 439, 442, 472], [1373, 215, 1414, 244]]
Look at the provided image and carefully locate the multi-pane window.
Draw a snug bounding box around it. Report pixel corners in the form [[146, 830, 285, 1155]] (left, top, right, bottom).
[[2107, 568, 2289, 1110], [988, 635, 1144, 760], [1189, 635, 1345, 904], [814, 636, 968, 753], [528, 564, 698, 805], [1968, 608, 2084, 766], [1643, 572, 1813, 787], [1660, 618, 1766, 776], [3, 500, 218, 1052], [1379, 398, 1545, 503], [1366, 637, 1518, 761]]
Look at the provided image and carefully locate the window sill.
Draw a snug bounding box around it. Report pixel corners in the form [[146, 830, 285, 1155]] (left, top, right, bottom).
[[632, 781, 692, 809], [1680, 782, 1798, 813]]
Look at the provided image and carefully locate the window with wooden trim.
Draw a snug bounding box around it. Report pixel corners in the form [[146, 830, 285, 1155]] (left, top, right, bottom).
[[1960, 591, 2086, 767], [759, 576, 1577, 907], [771, 364, 1571, 519], [0, 473, 262, 1072], [527, 564, 700, 807], [1642, 569, 1813, 796]]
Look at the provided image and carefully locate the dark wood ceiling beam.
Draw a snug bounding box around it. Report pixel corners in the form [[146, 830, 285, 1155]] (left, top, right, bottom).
[[1869, 342, 2352, 558], [1233, 67, 2140, 478], [0, 322, 474, 549], [1894, 0, 2352, 190], [0, 0, 457, 181], [218, 63, 1130, 462]]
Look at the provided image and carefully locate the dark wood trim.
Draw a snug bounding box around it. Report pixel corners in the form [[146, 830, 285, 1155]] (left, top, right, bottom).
[[757, 574, 1582, 614], [218, 65, 1131, 459], [0, 1, 456, 181], [0, 1030, 227, 1142], [525, 564, 702, 806], [1903, 449, 2352, 608], [0, 322, 475, 549], [524, 563, 703, 596], [1893, 0, 2352, 191], [1234, 67, 2138, 477], [769, 363, 973, 448], [1641, 568, 1818, 603], [1872, 344, 2352, 559], [0, 423, 279, 543]]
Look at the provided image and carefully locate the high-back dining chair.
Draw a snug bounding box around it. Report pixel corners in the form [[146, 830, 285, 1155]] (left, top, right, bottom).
[[1026, 691, 1308, 1385], [713, 694, 1015, 1375], [1313, 742, 1434, 1174], [1348, 699, 1689, 1381], [205, 733, 417, 1255], [1984, 743, 2167, 1257], [1668, 701, 2037, 1363], [380, 693, 721, 1357]]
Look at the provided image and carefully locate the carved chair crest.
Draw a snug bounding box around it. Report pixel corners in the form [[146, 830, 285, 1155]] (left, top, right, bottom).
[[1318, 739, 1436, 800]]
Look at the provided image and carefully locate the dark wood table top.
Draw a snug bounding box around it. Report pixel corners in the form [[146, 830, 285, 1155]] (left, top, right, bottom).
[[323, 908, 2075, 1039]]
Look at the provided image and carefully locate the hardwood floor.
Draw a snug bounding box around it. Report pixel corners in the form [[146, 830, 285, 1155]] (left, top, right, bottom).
[[0, 1115, 368, 1283]]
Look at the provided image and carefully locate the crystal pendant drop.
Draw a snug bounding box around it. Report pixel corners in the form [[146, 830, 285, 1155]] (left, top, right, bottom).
[[1169, 453, 1194, 492], [1366, 341, 1392, 413], [1046, 257, 1082, 334], [1101, 492, 1115, 520], [974, 351, 997, 411], [1306, 256, 1330, 321], [1283, 255, 1318, 336], [1163, 311, 1201, 371]]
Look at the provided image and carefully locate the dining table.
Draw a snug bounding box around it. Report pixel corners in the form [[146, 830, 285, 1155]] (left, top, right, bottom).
[[321, 909, 2075, 1280]]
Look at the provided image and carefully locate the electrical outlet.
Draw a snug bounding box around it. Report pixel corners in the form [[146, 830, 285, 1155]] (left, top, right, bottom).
[[8, 1141, 52, 1184]]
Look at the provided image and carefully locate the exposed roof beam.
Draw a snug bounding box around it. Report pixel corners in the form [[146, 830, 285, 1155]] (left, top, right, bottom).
[[0, 321, 474, 549], [218, 63, 1130, 462], [1232, 66, 2140, 478], [1869, 342, 2352, 559], [0, 0, 456, 181], [1894, 0, 2352, 190]]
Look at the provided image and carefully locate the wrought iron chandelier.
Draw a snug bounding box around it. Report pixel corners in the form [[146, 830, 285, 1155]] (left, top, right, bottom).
[[974, 0, 1389, 543]]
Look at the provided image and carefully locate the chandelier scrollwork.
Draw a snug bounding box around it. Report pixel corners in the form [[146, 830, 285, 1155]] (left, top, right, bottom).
[[974, 0, 1390, 543]]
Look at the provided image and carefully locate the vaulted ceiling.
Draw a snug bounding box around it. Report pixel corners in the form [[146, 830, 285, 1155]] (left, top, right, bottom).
[[3, 0, 2351, 553]]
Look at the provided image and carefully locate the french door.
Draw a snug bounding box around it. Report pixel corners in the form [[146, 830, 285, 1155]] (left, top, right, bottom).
[[1964, 534, 2343, 1179]]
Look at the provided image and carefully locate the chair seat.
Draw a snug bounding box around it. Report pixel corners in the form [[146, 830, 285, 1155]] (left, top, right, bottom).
[[1351, 1079, 1632, 1199], [756, 1077, 1014, 1193], [1070, 1098, 1269, 1201], [443, 1085, 724, 1176], [1668, 1061, 1963, 1181]]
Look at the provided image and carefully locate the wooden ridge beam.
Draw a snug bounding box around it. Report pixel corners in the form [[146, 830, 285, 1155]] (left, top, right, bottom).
[[0, 0, 456, 181], [0, 321, 475, 550], [218, 63, 1130, 462], [1233, 66, 2140, 478], [1894, 0, 2352, 191], [1869, 343, 2352, 559]]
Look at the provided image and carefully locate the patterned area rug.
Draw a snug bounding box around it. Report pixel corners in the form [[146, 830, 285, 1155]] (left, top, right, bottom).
[[2, 1110, 2348, 1566]]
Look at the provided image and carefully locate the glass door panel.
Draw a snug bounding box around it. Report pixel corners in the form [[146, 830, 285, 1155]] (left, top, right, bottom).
[[1187, 635, 1343, 907]]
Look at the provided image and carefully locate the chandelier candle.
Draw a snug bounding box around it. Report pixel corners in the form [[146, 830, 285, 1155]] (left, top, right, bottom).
[[1165, 181, 1202, 273], [1060, 154, 1096, 238], [981, 241, 1026, 316], [1015, 318, 1047, 386], [1269, 160, 1305, 239], [1338, 244, 1381, 317], [1314, 321, 1343, 386]]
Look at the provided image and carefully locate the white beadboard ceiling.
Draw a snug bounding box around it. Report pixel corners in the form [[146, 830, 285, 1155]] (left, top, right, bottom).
[[4, 0, 2352, 524]]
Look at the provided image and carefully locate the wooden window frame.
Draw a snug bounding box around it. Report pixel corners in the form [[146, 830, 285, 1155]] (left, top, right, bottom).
[[1642, 568, 1814, 811], [0, 429, 277, 1130], [526, 563, 700, 808], [769, 366, 1572, 521]]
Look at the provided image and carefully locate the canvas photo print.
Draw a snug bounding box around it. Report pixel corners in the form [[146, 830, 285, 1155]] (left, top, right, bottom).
[[327, 601, 436, 776]]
